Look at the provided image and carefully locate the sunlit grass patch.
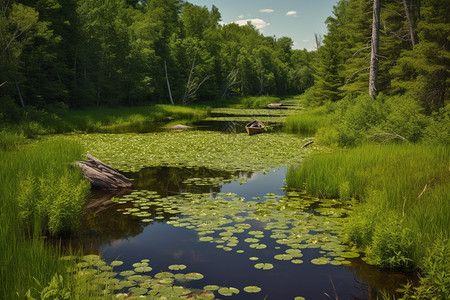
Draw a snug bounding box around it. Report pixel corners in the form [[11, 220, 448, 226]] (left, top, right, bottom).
[[286, 143, 449, 290], [284, 105, 332, 135], [0, 138, 89, 298]]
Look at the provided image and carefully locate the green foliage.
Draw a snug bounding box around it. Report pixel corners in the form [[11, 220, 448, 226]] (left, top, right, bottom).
[[0, 130, 26, 151], [0, 138, 89, 299], [399, 239, 450, 300], [286, 143, 449, 295], [313, 94, 433, 147], [285, 107, 331, 135], [423, 104, 450, 145], [239, 96, 279, 108]]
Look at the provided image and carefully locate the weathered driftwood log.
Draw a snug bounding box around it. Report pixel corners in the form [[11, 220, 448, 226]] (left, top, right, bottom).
[[301, 140, 314, 149], [76, 154, 132, 189]]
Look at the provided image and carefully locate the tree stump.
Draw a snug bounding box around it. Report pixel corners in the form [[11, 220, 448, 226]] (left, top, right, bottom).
[[76, 154, 132, 189]]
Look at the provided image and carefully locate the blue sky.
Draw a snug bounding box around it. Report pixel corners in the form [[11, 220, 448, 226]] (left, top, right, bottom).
[[187, 0, 339, 50]]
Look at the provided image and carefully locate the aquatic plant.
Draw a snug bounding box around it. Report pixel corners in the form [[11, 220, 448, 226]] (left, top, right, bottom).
[[286, 143, 449, 294], [63, 131, 310, 173]]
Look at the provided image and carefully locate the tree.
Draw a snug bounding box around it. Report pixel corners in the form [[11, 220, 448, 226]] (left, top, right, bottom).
[[369, 0, 381, 98]]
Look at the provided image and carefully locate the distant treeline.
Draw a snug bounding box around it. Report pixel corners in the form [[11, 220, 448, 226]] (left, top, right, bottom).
[[1, 0, 447, 114], [0, 0, 315, 110]]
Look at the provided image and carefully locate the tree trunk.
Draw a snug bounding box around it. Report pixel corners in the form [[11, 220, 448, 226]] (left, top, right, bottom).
[[369, 0, 381, 99], [76, 154, 133, 189], [7, 47, 25, 108], [164, 60, 174, 105], [403, 0, 416, 48]]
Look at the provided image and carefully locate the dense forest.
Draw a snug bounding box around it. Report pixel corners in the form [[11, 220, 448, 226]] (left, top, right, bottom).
[[1, 0, 448, 117], [0, 0, 315, 112]]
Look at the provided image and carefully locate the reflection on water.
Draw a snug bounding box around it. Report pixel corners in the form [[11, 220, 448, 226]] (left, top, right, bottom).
[[69, 166, 416, 299]]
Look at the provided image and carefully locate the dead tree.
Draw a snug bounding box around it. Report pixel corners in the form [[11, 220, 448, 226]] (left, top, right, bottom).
[[314, 33, 323, 52], [181, 48, 212, 104], [403, 0, 416, 48], [76, 154, 132, 189], [164, 60, 174, 105], [221, 67, 240, 99], [369, 0, 381, 99]]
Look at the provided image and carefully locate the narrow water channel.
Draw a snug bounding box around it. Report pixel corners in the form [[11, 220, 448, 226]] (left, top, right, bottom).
[[71, 166, 415, 299]]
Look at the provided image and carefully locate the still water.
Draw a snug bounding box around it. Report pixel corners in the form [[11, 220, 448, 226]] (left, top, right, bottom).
[[73, 166, 414, 299]]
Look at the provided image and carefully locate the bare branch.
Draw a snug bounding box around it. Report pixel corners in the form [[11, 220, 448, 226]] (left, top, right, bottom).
[[342, 67, 370, 89]]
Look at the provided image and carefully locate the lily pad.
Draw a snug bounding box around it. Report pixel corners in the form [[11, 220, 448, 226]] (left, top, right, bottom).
[[218, 287, 240, 296], [185, 272, 204, 280], [254, 263, 274, 270], [168, 264, 187, 271], [243, 286, 262, 293]]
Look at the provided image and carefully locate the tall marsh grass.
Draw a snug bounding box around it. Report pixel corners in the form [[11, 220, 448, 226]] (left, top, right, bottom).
[[284, 105, 331, 135], [286, 143, 449, 296], [0, 138, 89, 298]]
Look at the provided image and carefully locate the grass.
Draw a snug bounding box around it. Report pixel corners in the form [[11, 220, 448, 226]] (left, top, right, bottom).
[[284, 104, 332, 135], [1, 104, 211, 137], [0, 138, 90, 298], [286, 143, 449, 297]]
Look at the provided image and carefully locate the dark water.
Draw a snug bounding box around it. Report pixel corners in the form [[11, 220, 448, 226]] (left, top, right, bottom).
[[72, 167, 415, 299]]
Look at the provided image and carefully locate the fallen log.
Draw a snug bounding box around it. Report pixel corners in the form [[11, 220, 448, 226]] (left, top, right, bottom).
[[76, 154, 132, 189], [301, 140, 314, 149]]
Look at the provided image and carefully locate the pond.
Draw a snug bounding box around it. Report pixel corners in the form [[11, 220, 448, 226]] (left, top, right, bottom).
[[70, 166, 415, 299]]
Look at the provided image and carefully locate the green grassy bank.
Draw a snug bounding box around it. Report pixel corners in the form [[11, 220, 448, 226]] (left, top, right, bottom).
[[0, 138, 89, 298], [1, 104, 211, 137], [286, 144, 449, 298]]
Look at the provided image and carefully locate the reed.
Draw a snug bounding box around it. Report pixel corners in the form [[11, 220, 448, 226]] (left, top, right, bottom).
[[286, 143, 449, 275], [0, 138, 89, 298], [284, 105, 331, 135]]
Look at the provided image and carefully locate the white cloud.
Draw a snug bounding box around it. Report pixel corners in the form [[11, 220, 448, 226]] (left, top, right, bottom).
[[286, 10, 297, 16], [233, 18, 270, 30], [302, 39, 309, 42], [260, 9, 274, 13], [237, 15, 244, 19]]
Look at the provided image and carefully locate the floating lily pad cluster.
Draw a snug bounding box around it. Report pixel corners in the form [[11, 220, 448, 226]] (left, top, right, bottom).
[[63, 254, 264, 299], [63, 131, 309, 173], [112, 185, 360, 271]]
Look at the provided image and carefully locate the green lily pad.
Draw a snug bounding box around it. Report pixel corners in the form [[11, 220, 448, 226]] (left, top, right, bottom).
[[129, 287, 148, 295], [119, 270, 135, 277], [135, 266, 152, 273], [203, 285, 220, 291], [185, 272, 204, 280], [218, 287, 240, 296], [110, 260, 123, 267], [254, 263, 274, 270], [243, 286, 262, 293], [274, 254, 293, 261], [311, 257, 331, 265], [154, 272, 174, 279], [168, 264, 187, 271], [249, 243, 267, 249]]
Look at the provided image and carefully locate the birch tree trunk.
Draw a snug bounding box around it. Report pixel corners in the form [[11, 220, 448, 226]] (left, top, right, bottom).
[[369, 0, 381, 99]]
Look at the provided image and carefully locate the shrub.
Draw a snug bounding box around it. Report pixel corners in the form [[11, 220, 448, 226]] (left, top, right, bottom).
[[423, 104, 450, 145]]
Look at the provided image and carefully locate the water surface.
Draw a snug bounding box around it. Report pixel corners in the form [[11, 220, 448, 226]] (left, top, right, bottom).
[[73, 167, 414, 299]]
